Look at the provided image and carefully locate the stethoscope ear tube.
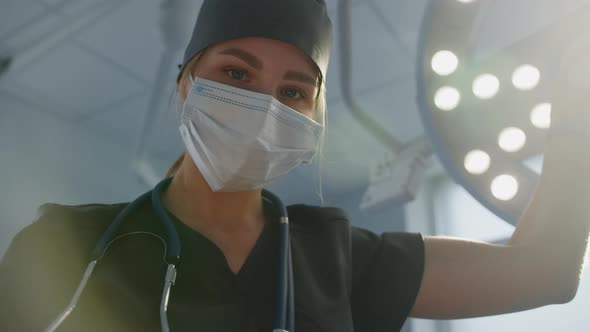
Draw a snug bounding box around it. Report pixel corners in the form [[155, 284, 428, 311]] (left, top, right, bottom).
[[90, 190, 152, 260], [263, 188, 295, 332], [272, 216, 295, 332], [43, 260, 98, 332], [286, 235, 295, 332], [274, 217, 289, 330], [152, 177, 181, 264], [160, 264, 177, 332]]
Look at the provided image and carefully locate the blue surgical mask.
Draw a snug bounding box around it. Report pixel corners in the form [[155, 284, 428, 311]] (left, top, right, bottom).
[[178, 76, 324, 192]]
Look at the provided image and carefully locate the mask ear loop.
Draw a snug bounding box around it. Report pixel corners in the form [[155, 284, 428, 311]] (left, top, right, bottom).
[[312, 82, 327, 207], [176, 73, 198, 127], [316, 108, 326, 207]]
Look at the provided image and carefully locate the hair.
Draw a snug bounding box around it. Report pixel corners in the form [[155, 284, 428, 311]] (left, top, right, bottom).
[[166, 49, 328, 206], [164, 52, 204, 179]]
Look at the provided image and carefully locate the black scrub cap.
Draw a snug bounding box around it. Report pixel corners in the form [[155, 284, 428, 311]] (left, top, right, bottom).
[[178, 0, 332, 82]]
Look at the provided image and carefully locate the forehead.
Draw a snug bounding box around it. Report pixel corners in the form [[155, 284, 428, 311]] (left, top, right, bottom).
[[204, 37, 320, 75]]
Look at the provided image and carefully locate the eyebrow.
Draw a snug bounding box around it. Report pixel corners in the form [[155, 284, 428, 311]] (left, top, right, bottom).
[[217, 47, 319, 87], [283, 70, 318, 87], [218, 47, 263, 70]]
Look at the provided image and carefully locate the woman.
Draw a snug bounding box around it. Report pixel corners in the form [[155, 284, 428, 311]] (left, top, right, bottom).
[[1, 0, 588, 331]]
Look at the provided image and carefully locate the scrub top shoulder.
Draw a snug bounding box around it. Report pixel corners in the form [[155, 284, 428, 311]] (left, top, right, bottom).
[[0, 197, 424, 332]]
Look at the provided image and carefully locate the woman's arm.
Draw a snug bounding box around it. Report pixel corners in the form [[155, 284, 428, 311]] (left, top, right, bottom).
[[409, 40, 590, 319]]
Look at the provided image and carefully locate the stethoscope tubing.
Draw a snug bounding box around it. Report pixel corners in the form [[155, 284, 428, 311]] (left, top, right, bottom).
[[43, 177, 295, 332]]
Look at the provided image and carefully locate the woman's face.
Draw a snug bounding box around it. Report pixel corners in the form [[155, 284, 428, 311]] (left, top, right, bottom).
[[178, 37, 321, 119]]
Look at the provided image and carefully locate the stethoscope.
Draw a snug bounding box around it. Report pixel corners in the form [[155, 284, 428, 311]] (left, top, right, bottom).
[[44, 177, 295, 332]]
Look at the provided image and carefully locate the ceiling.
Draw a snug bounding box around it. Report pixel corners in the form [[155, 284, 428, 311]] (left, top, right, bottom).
[[1, 0, 589, 202]]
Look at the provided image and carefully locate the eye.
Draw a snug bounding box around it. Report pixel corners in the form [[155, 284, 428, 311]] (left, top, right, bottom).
[[282, 87, 305, 100], [225, 68, 248, 81]]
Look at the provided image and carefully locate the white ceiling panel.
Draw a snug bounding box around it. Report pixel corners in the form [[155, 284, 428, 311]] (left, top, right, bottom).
[[73, 0, 165, 83], [12, 41, 145, 118], [0, 10, 63, 56], [139, 95, 185, 164], [471, 0, 590, 61], [79, 83, 184, 168], [0, 79, 66, 119], [325, 0, 367, 11], [320, 78, 425, 193], [58, 0, 112, 17], [374, 0, 429, 61], [325, 2, 413, 104], [40, 0, 67, 6], [77, 89, 150, 147], [322, 100, 389, 192], [0, 0, 46, 40], [353, 79, 424, 143]]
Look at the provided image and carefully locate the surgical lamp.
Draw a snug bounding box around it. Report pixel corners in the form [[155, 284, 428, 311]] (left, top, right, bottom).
[[417, 0, 590, 225]]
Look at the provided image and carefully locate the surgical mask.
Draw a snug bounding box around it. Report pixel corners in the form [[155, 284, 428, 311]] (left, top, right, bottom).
[[178, 76, 324, 192]]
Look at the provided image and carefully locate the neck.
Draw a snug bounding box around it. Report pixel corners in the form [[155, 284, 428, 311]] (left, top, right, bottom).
[[162, 155, 265, 235]]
